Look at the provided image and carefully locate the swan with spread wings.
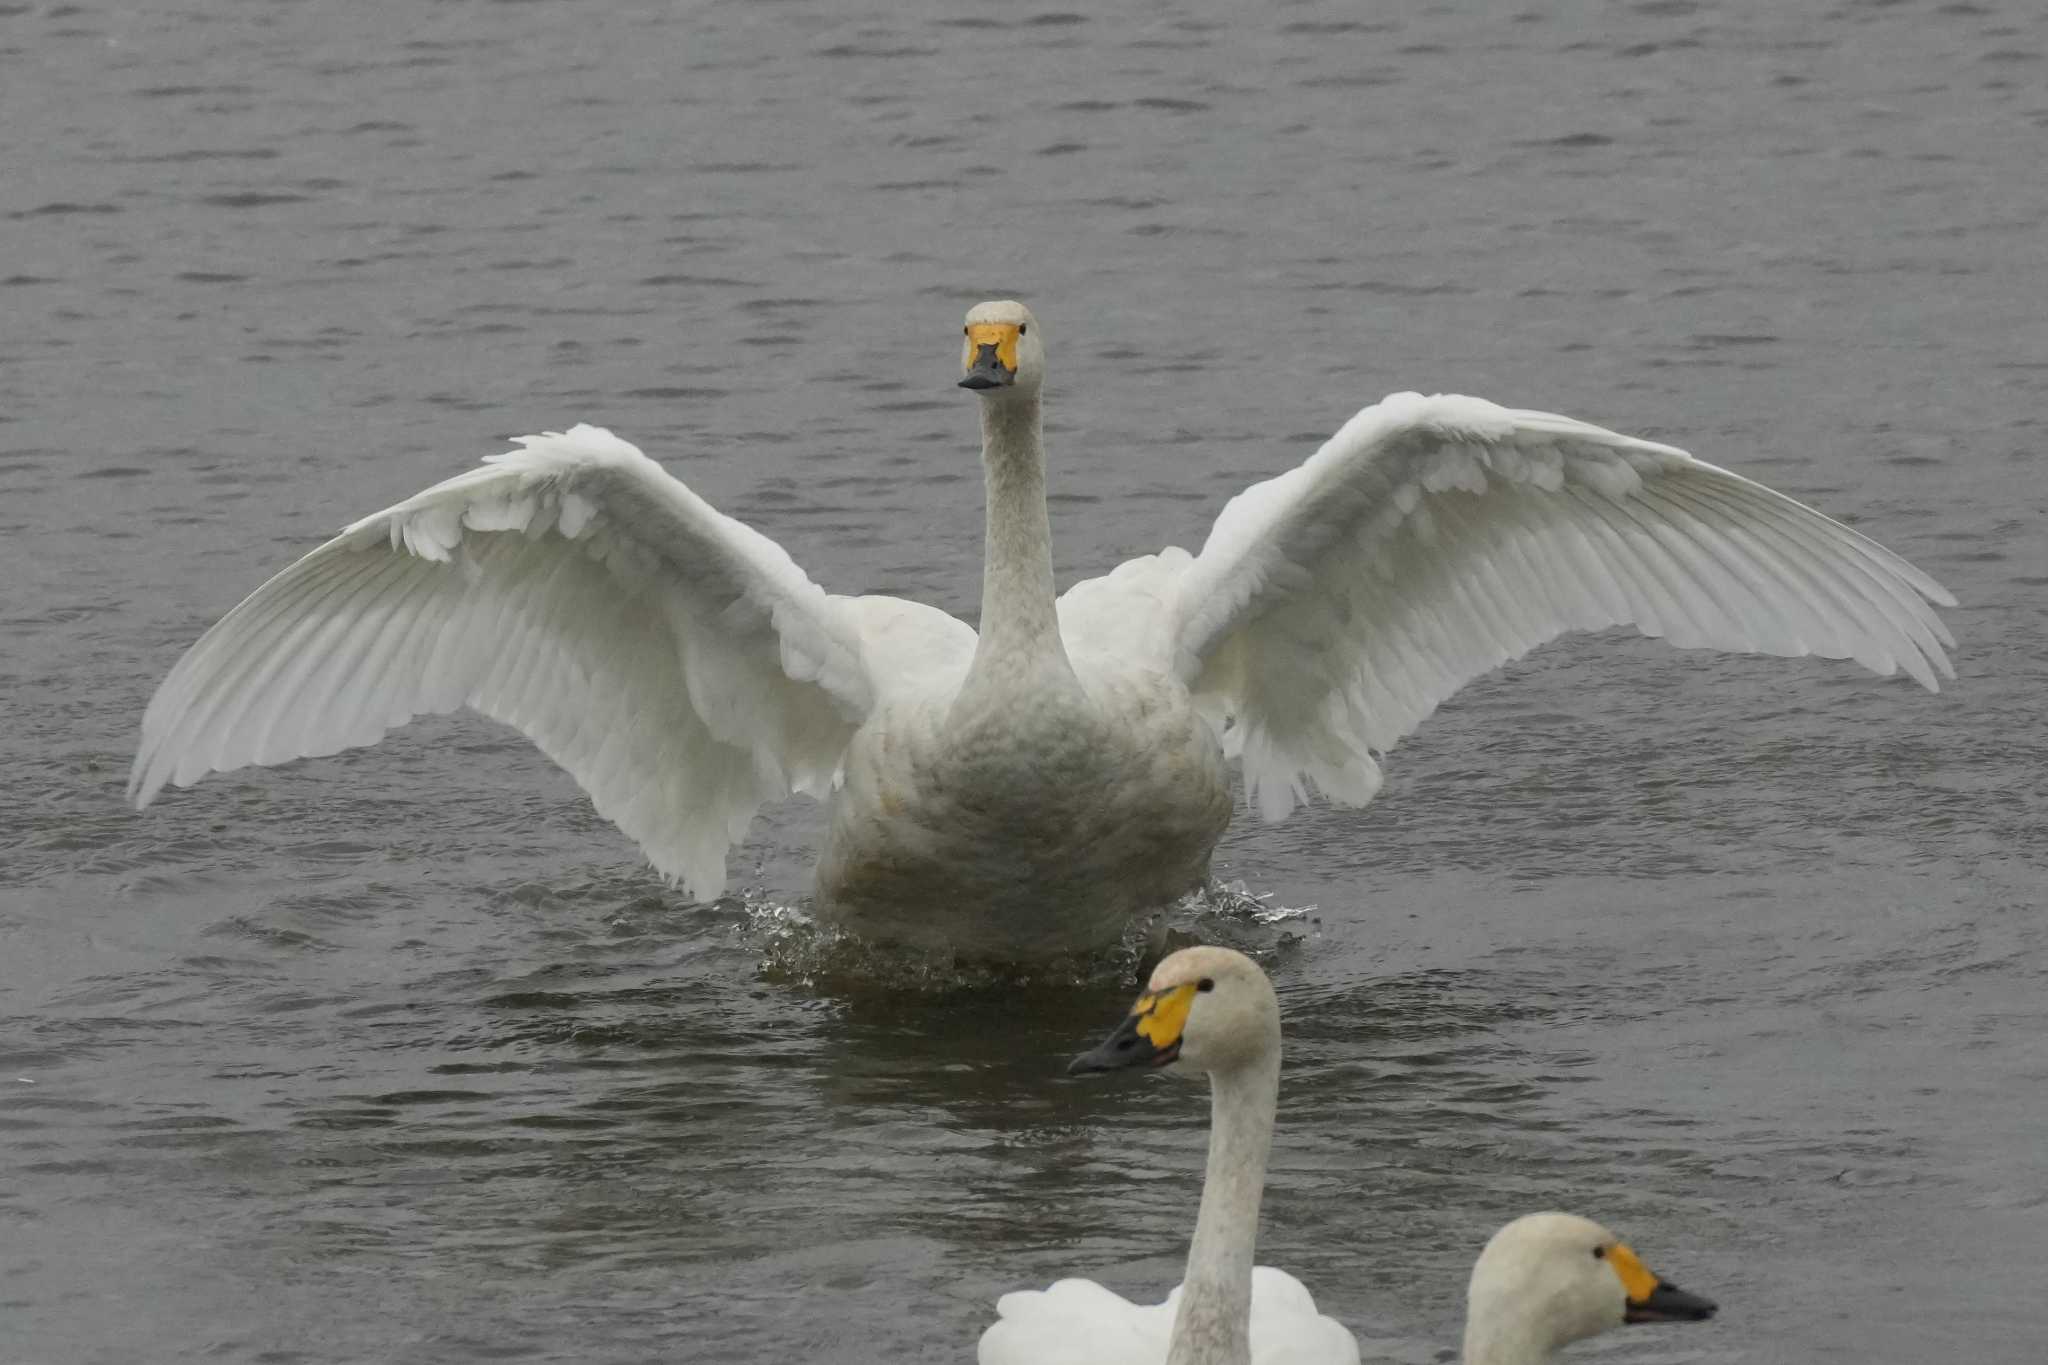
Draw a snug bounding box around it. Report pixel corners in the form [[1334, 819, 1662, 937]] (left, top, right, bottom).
[[132, 301, 1954, 957]]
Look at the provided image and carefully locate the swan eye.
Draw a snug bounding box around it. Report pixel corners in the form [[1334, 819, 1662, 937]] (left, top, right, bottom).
[[963, 326, 970, 336], [1197, 978, 1214, 992], [1593, 1246, 1607, 1260], [1018, 323, 1028, 335]]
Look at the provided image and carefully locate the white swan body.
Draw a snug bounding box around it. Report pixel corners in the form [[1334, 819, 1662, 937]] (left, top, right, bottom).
[[820, 666, 1231, 955], [980, 946, 1359, 1365], [131, 301, 1955, 955], [983, 1268, 1357, 1365]]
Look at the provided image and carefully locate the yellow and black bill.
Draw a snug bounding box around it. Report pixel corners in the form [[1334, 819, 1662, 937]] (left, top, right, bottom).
[[1607, 1243, 1719, 1324], [1068, 983, 1198, 1075], [959, 321, 1020, 390]]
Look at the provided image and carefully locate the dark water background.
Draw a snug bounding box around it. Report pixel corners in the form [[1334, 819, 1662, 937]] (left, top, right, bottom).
[[4, 2, 2044, 1361]]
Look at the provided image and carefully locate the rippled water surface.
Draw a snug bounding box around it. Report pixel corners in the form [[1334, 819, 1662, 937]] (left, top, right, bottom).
[[4, 2, 2044, 1362]]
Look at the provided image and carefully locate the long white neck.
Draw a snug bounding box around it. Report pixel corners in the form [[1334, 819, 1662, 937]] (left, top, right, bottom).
[[1166, 1051, 1280, 1365], [960, 393, 1073, 695], [1462, 1301, 1558, 1365]]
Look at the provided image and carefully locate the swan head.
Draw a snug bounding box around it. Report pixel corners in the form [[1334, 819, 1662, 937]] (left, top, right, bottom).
[[958, 300, 1044, 398], [1464, 1212, 1717, 1359], [1068, 945, 1279, 1080]]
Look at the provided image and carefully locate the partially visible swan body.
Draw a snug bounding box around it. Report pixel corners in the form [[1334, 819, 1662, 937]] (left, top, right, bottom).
[[980, 946, 1359, 1364], [976, 948, 1719, 1365], [131, 301, 1955, 957]]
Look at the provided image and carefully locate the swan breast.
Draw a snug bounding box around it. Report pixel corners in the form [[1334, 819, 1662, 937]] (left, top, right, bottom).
[[816, 666, 1230, 956]]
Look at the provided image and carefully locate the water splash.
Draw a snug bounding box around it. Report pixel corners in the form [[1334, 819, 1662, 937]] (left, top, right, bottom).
[[734, 878, 1323, 995], [1196, 878, 1319, 926]]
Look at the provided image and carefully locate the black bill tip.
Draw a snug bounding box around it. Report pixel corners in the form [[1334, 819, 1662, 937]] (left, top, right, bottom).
[[959, 343, 1015, 390], [1626, 1281, 1719, 1324], [1067, 1012, 1178, 1075]]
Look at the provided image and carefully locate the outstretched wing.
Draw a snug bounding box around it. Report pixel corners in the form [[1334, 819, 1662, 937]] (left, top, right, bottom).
[[131, 424, 956, 897], [1171, 392, 1956, 821]]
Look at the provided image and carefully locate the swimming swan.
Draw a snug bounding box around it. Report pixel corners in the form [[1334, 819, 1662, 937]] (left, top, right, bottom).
[[977, 947, 1719, 1365], [979, 945, 1355, 1364], [130, 301, 1954, 956], [1461, 1212, 1717, 1365]]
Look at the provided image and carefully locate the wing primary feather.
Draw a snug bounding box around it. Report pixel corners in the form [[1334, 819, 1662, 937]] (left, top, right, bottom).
[[1439, 514, 1540, 667], [1733, 500, 1911, 668], [1588, 482, 1764, 653], [1685, 462, 1957, 607], [174, 548, 401, 740], [265, 553, 441, 764], [1428, 492, 1567, 656], [1662, 480, 1900, 667], [1366, 612, 1443, 726], [1630, 484, 1808, 657], [1646, 479, 1854, 656], [1692, 472, 1955, 653], [141, 546, 374, 775], [156, 549, 404, 791], [1355, 590, 1440, 722], [1691, 480, 1911, 676], [1674, 476, 1949, 686], [1510, 492, 1628, 632], [1583, 486, 1741, 651], [491, 550, 592, 726], [1543, 497, 1640, 626], [1480, 506, 1589, 633], [241, 551, 433, 762], [371, 558, 467, 724], [1552, 485, 1685, 641]]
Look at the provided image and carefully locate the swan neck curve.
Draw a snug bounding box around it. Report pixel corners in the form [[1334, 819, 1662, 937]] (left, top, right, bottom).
[[964, 393, 1071, 687], [1166, 1050, 1279, 1365]]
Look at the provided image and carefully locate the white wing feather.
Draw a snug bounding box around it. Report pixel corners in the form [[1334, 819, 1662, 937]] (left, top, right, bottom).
[[1057, 547, 1196, 668], [130, 424, 965, 896], [1168, 392, 1957, 821]]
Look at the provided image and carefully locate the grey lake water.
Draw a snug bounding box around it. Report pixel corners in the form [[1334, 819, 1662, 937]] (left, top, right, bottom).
[[3, 1, 2044, 1361]]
